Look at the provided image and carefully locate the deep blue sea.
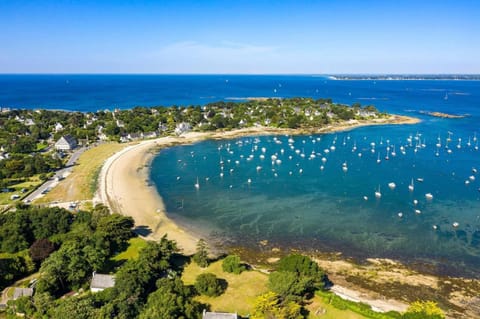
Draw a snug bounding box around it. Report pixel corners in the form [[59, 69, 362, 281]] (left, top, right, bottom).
[[2, 74, 479, 276]]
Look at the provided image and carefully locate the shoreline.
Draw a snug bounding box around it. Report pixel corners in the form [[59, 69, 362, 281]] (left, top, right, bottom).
[[96, 114, 480, 316], [97, 114, 420, 255]]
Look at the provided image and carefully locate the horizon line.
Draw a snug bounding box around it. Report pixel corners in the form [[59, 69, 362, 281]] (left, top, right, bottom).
[[1, 72, 480, 76]]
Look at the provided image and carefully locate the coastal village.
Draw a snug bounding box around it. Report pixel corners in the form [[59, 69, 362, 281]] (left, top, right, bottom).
[[0, 98, 478, 319]]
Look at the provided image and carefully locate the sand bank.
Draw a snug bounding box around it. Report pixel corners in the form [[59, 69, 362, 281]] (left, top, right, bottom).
[[97, 114, 419, 255]]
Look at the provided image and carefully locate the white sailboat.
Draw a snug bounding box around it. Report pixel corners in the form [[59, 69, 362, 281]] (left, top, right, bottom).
[[194, 177, 200, 189], [375, 186, 382, 199], [408, 179, 414, 192]]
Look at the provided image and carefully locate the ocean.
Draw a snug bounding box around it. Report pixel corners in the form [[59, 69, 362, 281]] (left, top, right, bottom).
[[2, 74, 479, 276]]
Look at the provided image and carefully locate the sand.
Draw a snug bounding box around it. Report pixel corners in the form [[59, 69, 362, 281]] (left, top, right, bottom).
[[96, 115, 419, 255]]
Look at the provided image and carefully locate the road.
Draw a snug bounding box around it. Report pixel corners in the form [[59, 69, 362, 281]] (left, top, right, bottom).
[[23, 146, 87, 203]]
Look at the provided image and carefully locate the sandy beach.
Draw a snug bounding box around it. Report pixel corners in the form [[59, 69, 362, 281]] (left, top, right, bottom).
[[95, 114, 480, 315], [96, 114, 419, 255]]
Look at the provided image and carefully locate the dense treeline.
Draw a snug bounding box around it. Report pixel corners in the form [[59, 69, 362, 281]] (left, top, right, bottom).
[[1, 204, 207, 318], [0, 98, 381, 183], [0, 204, 133, 291]]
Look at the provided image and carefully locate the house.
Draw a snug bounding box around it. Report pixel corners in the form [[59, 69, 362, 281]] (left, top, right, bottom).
[[54, 122, 64, 132], [143, 131, 158, 139], [158, 122, 168, 132], [175, 122, 191, 135], [55, 135, 77, 151], [202, 310, 237, 319], [13, 288, 33, 300], [119, 134, 129, 143], [90, 272, 115, 292]]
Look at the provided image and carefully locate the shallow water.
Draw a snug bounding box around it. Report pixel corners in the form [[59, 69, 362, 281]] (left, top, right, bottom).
[[147, 77, 480, 277]]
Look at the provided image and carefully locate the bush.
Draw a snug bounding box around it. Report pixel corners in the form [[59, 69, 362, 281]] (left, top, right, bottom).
[[222, 255, 246, 274], [194, 273, 226, 297], [403, 301, 445, 319]]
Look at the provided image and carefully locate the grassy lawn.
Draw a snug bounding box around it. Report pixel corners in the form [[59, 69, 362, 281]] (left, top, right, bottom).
[[37, 142, 127, 203], [182, 259, 370, 319], [0, 175, 44, 205], [306, 295, 369, 319], [182, 260, 269, 316], [112, 237, 148, 261]]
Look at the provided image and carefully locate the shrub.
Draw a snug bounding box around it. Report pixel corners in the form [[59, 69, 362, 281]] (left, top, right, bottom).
[[222, 255, 246, 274], [194, 273, 226, 297]]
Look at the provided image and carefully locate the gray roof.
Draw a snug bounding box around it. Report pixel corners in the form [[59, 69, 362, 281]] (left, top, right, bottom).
[[56, 134, 77, 146], [202, 311, 237, 319], [13, 288, 33, 300], [90, 273, 115, 290]]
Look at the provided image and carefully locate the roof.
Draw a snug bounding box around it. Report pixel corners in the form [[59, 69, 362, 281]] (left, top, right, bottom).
[[202, 311, 237, 319], [13, 288, 33, 300], [90, 273, 115, 290], [56, 134, 77, 146]]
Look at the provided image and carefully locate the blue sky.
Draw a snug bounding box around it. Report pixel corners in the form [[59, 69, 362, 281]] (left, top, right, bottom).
[[1, 0, 479, 74]]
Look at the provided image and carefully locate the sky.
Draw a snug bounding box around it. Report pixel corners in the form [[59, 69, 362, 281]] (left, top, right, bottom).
[[0, 0, 479, 74]]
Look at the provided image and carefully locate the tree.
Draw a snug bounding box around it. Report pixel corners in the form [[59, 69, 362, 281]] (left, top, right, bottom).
[[222, 255, 246, 274], [192, 239, 209, 268], [251, 291, 303, 319], [29, 238, 56, 263], [95, 214, 134, 254], [268, 271, 313, 302], [403, 301, 445, 319], [139, 277, 203, 319], [51, 296, 99, 319], [194, 273, 226, 297], [277, 254, 326, 290], [101, 237, 179, 319]]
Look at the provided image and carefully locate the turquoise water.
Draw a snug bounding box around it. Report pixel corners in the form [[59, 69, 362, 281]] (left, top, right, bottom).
[[2, 74, 479, 276], [146, 79, 480, 277]]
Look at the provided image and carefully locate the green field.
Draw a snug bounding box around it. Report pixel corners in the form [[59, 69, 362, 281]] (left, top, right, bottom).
[[112, 237, 148, 261]]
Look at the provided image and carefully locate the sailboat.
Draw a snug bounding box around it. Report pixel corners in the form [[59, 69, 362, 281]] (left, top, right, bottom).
[[194, 177, 200, 189], [408, 179, 414, 192], [375, 186, 382, 199], [444, 92, 449, 100]]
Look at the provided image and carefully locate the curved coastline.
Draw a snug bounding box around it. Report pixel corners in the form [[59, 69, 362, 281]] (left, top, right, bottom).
[[97, 114, 419, 255]]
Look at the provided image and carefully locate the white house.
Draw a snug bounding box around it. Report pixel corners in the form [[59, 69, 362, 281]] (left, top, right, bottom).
[[90, 272, 115, 293], [175, 122, 191, 135], [54, 122, 64, 132], [55, 135, 77, 151], [202, 310, 237, 319], [13, 288, 33, 300]]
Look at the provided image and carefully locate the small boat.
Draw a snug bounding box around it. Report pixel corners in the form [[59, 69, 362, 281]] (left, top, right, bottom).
[[375, 186, 382, 199], [453, 222, 459, 228], [413, 199, 418, 206], [416, 178, 424, 182], [415, 209, 421, 214], [398, 212, 403, 218], [377, 153, 381, 164], [388, 182, 396, 190], [194, 177, 200, 189], [363, 196, 368, 201], [425, 193, 433, 200], [408, 179, 414, 192]]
